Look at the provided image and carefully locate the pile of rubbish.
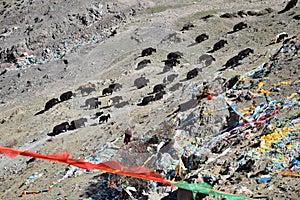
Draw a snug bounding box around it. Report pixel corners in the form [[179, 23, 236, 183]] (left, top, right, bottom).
[[116, 35, 300, 198]]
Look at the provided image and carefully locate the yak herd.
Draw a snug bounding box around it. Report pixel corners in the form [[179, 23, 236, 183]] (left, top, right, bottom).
[[34, 81, 121, 136], [36, 0, 297, 137]]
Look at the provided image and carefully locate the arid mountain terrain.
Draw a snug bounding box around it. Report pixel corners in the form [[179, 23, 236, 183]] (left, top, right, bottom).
[[0, 0, 299, 199]]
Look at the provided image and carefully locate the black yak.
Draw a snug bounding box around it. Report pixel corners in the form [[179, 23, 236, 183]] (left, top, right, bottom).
[[154, 91, 164, 101], [136, 59, 151, 70], [237, 48, 254, 59], [60, 91, 73, 102], [195, 33, 209, 43], [109, 83, 122, 91], [153, 84, 166, 93], [45, 98, 59, 111], [167, 51, 183, 60], [102, 87, 113, 96], [99, 114, 111, 123], [163, 58, 180, 67], [140, 96, 154, 106], [208, 39, 228, 53], [49, 122, 70, 136], [233, 22, 248, 32], [187, 68, 199, 80]]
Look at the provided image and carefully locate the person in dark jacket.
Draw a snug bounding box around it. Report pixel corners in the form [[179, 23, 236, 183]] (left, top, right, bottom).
[[124, 128, 132, 145]]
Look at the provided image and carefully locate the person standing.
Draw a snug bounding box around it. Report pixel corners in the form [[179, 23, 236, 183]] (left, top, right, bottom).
[[124, 128, 132, 145]]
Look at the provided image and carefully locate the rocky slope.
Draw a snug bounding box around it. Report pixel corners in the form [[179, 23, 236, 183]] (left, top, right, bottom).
[[0, 0, 299, 199]]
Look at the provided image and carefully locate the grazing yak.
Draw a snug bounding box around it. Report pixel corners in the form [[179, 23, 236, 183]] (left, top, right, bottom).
[[141, 47, 156, 56], [195, 33, 209, 43], [140, 95, 154, 105], [76, 82, 96, 96], [136, 59, 151, 70], [274, 32, 288, 43], [233, 22, 248, 32], [167, 51, 183, 60], [154, 91, 164, 101], [49, 122, 70, 136], [99, 114, 111, 123], [85, 97, 100, 109], [102, 87, 113, 96], [163, 73, 179, 83], [208, 39, 228, 53], [187, 68, 199, 80], [153, 84, 166, 93], [267, 32, 289, 46], [60, 91, 73, 102], [163, 58, 180, 67], [109, 83, 122, 91], [224, 75, 241, 89], [114, 101, 130, 108], [180, 22, 194, 31], [169, 83, 182, 92], [237, 10, 248, 17], [63, 59, 69, 65], [201, 14, 214, 20], [237, 48, 254, 59], [45, 98, 59, 111], [293, 14, 300, 20], [278, 0, 298, 14], [199, 54, 216, 67], [135, 47, 156, 60], [220, 13, 238, 18], [69, 118, 88, 130], [134, 76, 150, 89], [223, 55, 241, 70], [162, 65, 172, 73], [95, 111, 104, 117], [110, 96, 123, 104]]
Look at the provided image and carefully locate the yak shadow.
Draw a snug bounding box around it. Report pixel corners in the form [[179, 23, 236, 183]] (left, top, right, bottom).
[[218, 63, 241, 72], [99, 105, 112, 110], [156, 70, 168, 75], [137, 102, 147, 106], [90, 112, 103, 120], [114, 101, 130, 108], [169, 83, 182, 92], [187, 42, 199, 47], [89, 123, 99, 127], [47, 131, 60, 137], [34, 109, 46, 116], [34, 105, 60, 115], [34, 99, 66, 116], [179, 78, 189, 82], [206, 49, 215, 53], [96, 95, 110, 99], [0, 69, 7, 76], [265, 41, 276, 47], [227, 30, 237, 34], [156, 65, 173, 75]]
